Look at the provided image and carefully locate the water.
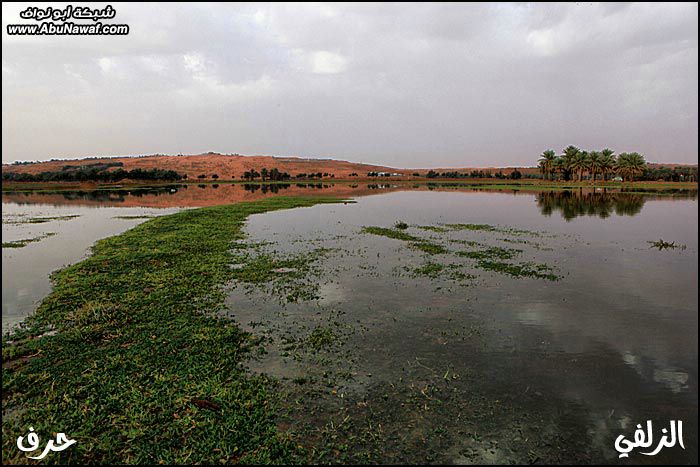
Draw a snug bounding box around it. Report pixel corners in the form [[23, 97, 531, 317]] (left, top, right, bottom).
[[1, 183, 697, 463], [2, 202, 181, 332], [224, 188, 697, 463]]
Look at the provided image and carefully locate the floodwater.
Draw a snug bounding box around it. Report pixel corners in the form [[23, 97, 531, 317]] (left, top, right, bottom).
[[224, 188, 698, 464], [2, 202, 181, 332], [1, 183, 698, 463]]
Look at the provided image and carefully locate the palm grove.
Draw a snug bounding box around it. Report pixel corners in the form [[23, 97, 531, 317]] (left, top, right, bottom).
[[538, 146, 647, 182]]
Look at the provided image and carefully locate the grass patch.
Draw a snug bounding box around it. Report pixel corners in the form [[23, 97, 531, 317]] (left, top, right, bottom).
[[412, 262, 445, 278], [362, 226, 447, 255], [446, 223, 541, 236], [12, 215, 81, 224], [457, 246, 522, 261], [2, 232, 57, 248], [416, 225, 449, 233], [1, 196, 344, 464], [112, 215, 157, 220], [361, 226, 421, 242], [475, 260, 560, 280]]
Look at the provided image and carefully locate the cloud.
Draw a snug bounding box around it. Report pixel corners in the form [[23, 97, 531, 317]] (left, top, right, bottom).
[[310, 51, 348, 74], [1, 2, 697, 165]]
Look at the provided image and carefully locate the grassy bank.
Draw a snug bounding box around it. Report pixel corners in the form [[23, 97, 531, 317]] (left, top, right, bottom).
[[2, 196, 344, 464]]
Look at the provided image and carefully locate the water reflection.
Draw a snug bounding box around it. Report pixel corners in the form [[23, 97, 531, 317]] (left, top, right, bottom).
[[3, 183, 697, 219], [536, 189, 697, 220]]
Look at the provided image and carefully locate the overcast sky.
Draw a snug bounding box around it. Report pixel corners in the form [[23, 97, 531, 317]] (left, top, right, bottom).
[[2, 2, 698, 167]]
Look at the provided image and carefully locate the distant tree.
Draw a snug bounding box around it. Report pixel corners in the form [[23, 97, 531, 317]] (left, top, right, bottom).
[[599, 149, 615, 181], [211, 174, 219, 179], [197, 174, 207, 179], [510, 170, 522, 180], [587, 151, 602, 182], [616, 152, 646, 181], [538, 150, 556, 181], [260, 168, 268, 182]]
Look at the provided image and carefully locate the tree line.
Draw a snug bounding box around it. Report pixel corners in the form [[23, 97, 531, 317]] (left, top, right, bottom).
[[2, 167, 183, 182], [538, 146, 647, 182], [241, 168, 292, 181]]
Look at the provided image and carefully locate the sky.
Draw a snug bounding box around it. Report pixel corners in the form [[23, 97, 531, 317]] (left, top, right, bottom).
[[2, 2, 698, 167]]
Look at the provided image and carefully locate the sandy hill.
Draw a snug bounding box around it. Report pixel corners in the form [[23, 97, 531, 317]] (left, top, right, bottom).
[[2, 153, 404, 179]]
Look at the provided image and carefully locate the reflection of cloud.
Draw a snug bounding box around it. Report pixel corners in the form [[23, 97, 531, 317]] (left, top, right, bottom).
[[317, 282, 347, 305], [622, 351, 690, 393], [653, 368, 689, 393]]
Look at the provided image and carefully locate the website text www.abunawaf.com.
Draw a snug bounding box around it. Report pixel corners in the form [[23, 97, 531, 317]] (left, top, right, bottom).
[[6, 22, 129, 35]]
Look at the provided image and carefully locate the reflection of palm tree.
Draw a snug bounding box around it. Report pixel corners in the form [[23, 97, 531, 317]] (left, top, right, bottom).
[[536, 190, 646, 220]]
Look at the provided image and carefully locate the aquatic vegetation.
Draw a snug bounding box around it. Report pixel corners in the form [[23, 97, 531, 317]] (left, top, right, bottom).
[[411, 241, 447, 254], [361, 226, 421, 242], [446, 223, 543, 236], [306, 326, 339, 351], [457, 246, 522, 261], [648, 239, 687, 251], [412, 261, 445, 278], [112, 215, 157, 220], [410, 262, 474, 282], [362, 226, 447, 255], [416, 225, 449, 233], [1, 196, 345, 464], [446, 223, 498, 232], [475, 260, 560, 280], [229, 247, 333, 302], [2, 232, 57, 248], [394, 221, 409, 230], [6, 215, 80, 224]]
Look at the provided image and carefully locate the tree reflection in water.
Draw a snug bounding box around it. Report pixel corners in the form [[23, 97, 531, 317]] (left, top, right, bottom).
[[536, 189, 697, 220]]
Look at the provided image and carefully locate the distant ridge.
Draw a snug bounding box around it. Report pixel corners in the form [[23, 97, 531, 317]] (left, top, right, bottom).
[[3, 152, 697, 179]]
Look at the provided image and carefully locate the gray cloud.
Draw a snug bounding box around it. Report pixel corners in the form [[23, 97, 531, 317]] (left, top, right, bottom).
[[2, 2, 697, 166]]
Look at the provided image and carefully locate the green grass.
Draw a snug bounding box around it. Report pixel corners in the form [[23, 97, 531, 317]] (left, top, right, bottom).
[[361, 226, 421, 242], [457, 246, 522, 261], [475, 260, 560, 280], [2, 196, 345, 464]]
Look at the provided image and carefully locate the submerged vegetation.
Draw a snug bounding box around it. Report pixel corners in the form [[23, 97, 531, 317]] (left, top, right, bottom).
[[2, 196, 345, 464], [362, 226, 447, 255], [5, 214, 80, 224], [648, 239, 687, 251], [362, 223, 561, 281], [2, 232, 57, 248]]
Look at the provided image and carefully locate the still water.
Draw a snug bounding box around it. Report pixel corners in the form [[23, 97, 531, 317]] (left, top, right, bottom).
[[225, 188, 697, 463], [1, 183, 697, 463]]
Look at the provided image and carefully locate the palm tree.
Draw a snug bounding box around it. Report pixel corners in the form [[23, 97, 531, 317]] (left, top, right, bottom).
[[599, 149, 615, 181], [570, 150, 589, 182], [553, 156, 566, 181], [616, 152, 646, 181], [260, 168, 268, 182], [561, 146, 580, 181], [588, 151, 602, 182], [538, 150, 557, 181]]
